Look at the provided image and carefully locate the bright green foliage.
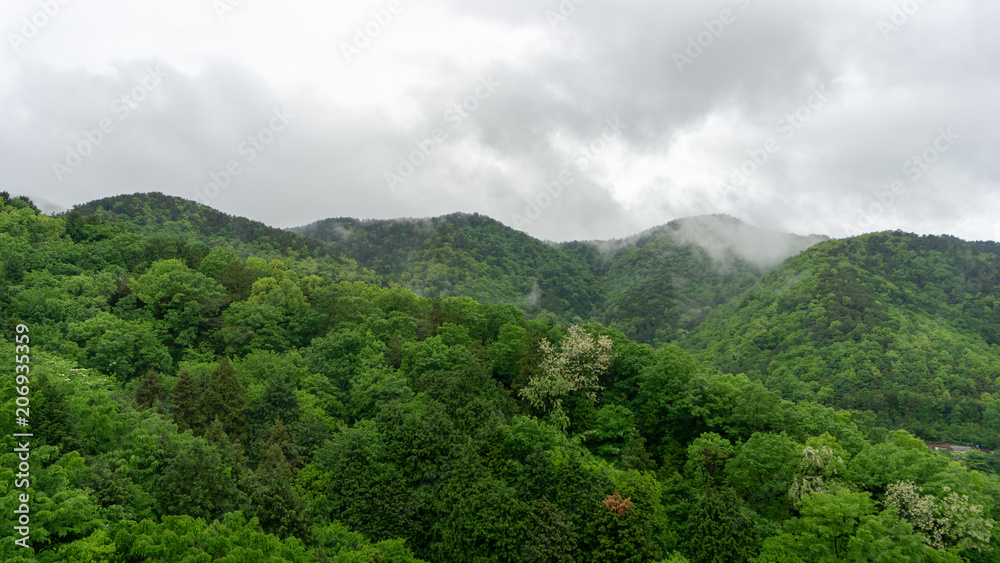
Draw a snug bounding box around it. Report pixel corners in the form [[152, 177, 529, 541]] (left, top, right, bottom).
[[759, 488, 929, 562], [726, 432, 800, 516], [0, 447, 103, 553], [114, 512, 317, 561], [312, 521, 427, 562], [129, 258, 225, 353], [5, 197, 1000, 562], [66, 312, 172, 380]]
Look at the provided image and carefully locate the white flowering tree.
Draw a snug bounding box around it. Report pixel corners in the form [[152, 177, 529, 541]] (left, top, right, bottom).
[[886, 480, 994, 552], [519, 324, 614, 431], [788, 445, 846, 507]]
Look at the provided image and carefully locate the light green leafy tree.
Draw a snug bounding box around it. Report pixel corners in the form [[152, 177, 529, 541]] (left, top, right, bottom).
[[758, 488, 930, 562], [130, 258, 225, 352]]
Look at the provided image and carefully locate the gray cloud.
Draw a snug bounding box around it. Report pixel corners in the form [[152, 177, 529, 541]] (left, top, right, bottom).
[[2, 0, 998, 243]]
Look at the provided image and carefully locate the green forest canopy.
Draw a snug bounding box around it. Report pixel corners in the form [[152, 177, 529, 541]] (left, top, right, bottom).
[[2, 192, 1000, 561]]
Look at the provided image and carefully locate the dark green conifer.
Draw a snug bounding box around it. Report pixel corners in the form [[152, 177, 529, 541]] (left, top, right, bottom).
[[201, 359, 246, 441], [172, 367, 204, 433]]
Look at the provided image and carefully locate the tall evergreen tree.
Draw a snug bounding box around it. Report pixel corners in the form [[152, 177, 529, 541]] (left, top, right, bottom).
[[248, 375, 301, 464], [172, 367, 204, 433], [201, 359, 246, 441], [248, 419, 311, 539], [135, 369, 165, 410], [683, 487, 759, 563], [257, 418, 301, 475]]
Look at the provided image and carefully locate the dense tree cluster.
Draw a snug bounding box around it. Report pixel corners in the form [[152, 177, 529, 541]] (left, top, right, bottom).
[[3, 195, 1000, 561], [685, 231, 1000, 449]]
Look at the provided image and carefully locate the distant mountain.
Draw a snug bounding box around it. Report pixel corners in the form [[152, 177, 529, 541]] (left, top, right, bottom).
[[684, 230, 1000, 446], [69, 192, 326, 258], [68, 192, 375, 282], [70, 193, 830, 344], [584, 215, 828, 342], [290, 213, 605, 319], [57, 192, 1000, 445], [292, 212, 828, 343], [619, 214, 828, 269]]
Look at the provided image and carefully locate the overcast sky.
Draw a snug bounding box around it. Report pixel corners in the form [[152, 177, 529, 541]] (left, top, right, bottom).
[[2, 0, 998, 243]]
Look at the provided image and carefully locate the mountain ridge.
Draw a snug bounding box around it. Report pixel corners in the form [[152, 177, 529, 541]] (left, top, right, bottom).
[[71, 192, 830, 343], [33, 192, 1000, 443]]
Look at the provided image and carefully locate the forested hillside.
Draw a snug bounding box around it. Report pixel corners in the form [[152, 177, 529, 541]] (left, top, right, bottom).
[[293, 206, 823, 344], [76, 194, 827, 346], [68, 193, 378, 285], [294, 213, 603, 320], [3, 192, 1000, 561], [684, 231, 1000, 449], [590, 216, 827, 343]]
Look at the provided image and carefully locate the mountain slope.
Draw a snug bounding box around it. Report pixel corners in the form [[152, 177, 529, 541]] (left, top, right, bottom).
[[68, 192, 376, 282], [684, 230, 1000, 446], [293, 213, 827, 343], [71, 192, 324, 256], [292, 213, 604, 318], [591, 215, 827, 342], [71, 193, 828, 344], [8, 195, 1000, 561]]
